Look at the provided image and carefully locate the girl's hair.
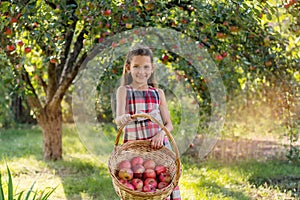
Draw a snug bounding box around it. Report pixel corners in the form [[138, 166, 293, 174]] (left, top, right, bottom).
[[121, 44, 158, 88]]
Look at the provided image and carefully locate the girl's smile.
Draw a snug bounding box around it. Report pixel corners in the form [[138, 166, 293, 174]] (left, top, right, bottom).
[[128, 55, 154, 89]]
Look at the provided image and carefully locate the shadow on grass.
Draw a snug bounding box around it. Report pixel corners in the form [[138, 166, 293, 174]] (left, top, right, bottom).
[[246, 160, 300, 199], [45, 158, 120, 200], [0, 126, 120, 200], [182, 155, 300, 200]]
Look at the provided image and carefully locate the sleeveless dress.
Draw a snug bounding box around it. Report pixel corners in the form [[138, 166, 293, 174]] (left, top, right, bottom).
[[123, 85, 181, 200]]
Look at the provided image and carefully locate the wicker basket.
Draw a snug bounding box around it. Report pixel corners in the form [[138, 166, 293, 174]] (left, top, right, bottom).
[[108, 113, 181, 200]]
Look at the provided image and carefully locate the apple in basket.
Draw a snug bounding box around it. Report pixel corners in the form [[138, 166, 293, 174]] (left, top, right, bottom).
[[143, 168, 156, 179], [132, 164, 145, 178], [144, 178, 157, 188], [131, 156, 144, 166], [118, 160, 131, 170], [157, 181, 169, 189], [155, 165, 167, 175], [118, 168, 133, 181], [142, 184, 156, 192], [143, 159, 156, 169], [124, 182, 135, 190], [158, 172, 171, 184], [118, 179, 128, 185], [131, 178, 143, 190]]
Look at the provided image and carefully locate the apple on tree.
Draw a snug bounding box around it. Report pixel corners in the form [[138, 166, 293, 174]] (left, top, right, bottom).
[[24, 47, 31, 54]]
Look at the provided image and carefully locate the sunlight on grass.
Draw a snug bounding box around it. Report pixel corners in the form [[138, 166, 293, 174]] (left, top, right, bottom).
[[1, 124, 299, 199]]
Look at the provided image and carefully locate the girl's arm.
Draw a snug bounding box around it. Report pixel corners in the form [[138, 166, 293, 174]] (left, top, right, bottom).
[[115, 86, 131, 126], [150, 88, 173, 149]]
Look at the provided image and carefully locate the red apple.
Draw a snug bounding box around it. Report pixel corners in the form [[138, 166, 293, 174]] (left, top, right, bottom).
[[221, 52, 228, 57], [112, 42, 118, 48], [124, 182, 134, 190], [155, 165, 166, 175], [131, 178, 143, 190], [143, 168, 156, 179], [17, 40, 24, 47], [6, 45, 15, 51], [216, 32, 226, 39], [118, 160, 131, 170], [142, 184, 156, 192], [159, 172, 171, 184], [131, 156, 144, 167], [50, 58, 57, 64], [10, 17, 18, 23], [102, 9, 111, 17], [24, 47, 31, 54], [118, 168, 133, 181], [132, 164, 145, 178], [4, 28, 12, 35], [143, 159, 156, 170], [157, 181, 169, 189], [215, 55, 223, 61], [144, 178, 157, 188], [118, 179, 127, 185]]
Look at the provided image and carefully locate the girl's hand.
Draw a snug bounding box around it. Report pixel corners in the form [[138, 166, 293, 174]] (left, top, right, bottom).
[[150, 130, 165, 149], [116, 114, 132, 126]]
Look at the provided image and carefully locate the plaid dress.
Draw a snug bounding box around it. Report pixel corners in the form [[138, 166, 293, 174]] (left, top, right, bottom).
[[124, 85, 181, 200]]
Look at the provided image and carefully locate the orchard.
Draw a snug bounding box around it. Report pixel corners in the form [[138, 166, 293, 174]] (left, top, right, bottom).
[[0, 0, 299, 163]]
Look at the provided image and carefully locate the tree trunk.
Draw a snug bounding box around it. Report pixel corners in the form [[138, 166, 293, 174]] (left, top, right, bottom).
[[11, 94, 36, 124], [38, 107, 63, 160]]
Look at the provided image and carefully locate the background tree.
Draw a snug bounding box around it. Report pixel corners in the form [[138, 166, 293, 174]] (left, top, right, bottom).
[[0, 0, 299, 161]]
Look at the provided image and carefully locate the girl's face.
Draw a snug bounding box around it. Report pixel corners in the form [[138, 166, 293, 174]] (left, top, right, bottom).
[[128, 55, 154, 86]]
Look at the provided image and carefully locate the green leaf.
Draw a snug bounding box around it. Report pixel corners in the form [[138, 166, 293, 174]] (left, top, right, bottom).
[[16, 191, 24, 200], [25, 181, 36, 200], [7, 166, 13, 200], [0, 173, 4, 200], [40, 187, 57, 200]]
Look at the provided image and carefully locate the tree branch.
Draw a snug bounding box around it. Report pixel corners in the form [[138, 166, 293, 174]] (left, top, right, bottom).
[[59, 28, 88, 84], [21, 66, 43, 116], [49, 52, 88, 112], [46, 62, 57, 104], [56, 0, 79, 80]]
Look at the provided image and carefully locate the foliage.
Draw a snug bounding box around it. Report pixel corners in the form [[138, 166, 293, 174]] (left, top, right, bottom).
[[0, 165, 56, 200]]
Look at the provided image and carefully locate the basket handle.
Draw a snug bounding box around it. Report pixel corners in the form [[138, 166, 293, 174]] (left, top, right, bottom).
[[114, 113, 181, 185]]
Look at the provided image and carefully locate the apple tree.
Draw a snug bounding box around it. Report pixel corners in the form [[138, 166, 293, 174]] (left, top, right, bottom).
[[1, 0, 299, 161]]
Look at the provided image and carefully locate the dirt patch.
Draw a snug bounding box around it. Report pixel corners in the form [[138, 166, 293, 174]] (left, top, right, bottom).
[[183, 136, 290, 162], [208, 138, 288, 162]]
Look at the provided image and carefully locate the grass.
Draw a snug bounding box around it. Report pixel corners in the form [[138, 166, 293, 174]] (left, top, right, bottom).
[[0, 124, 299, 200]]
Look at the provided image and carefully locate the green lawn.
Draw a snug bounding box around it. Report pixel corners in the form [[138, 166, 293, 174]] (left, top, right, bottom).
[[0, 124, 299, 200]]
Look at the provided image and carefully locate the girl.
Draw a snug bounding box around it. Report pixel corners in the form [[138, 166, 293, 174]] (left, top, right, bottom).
[[115, 45, 181, 200]]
